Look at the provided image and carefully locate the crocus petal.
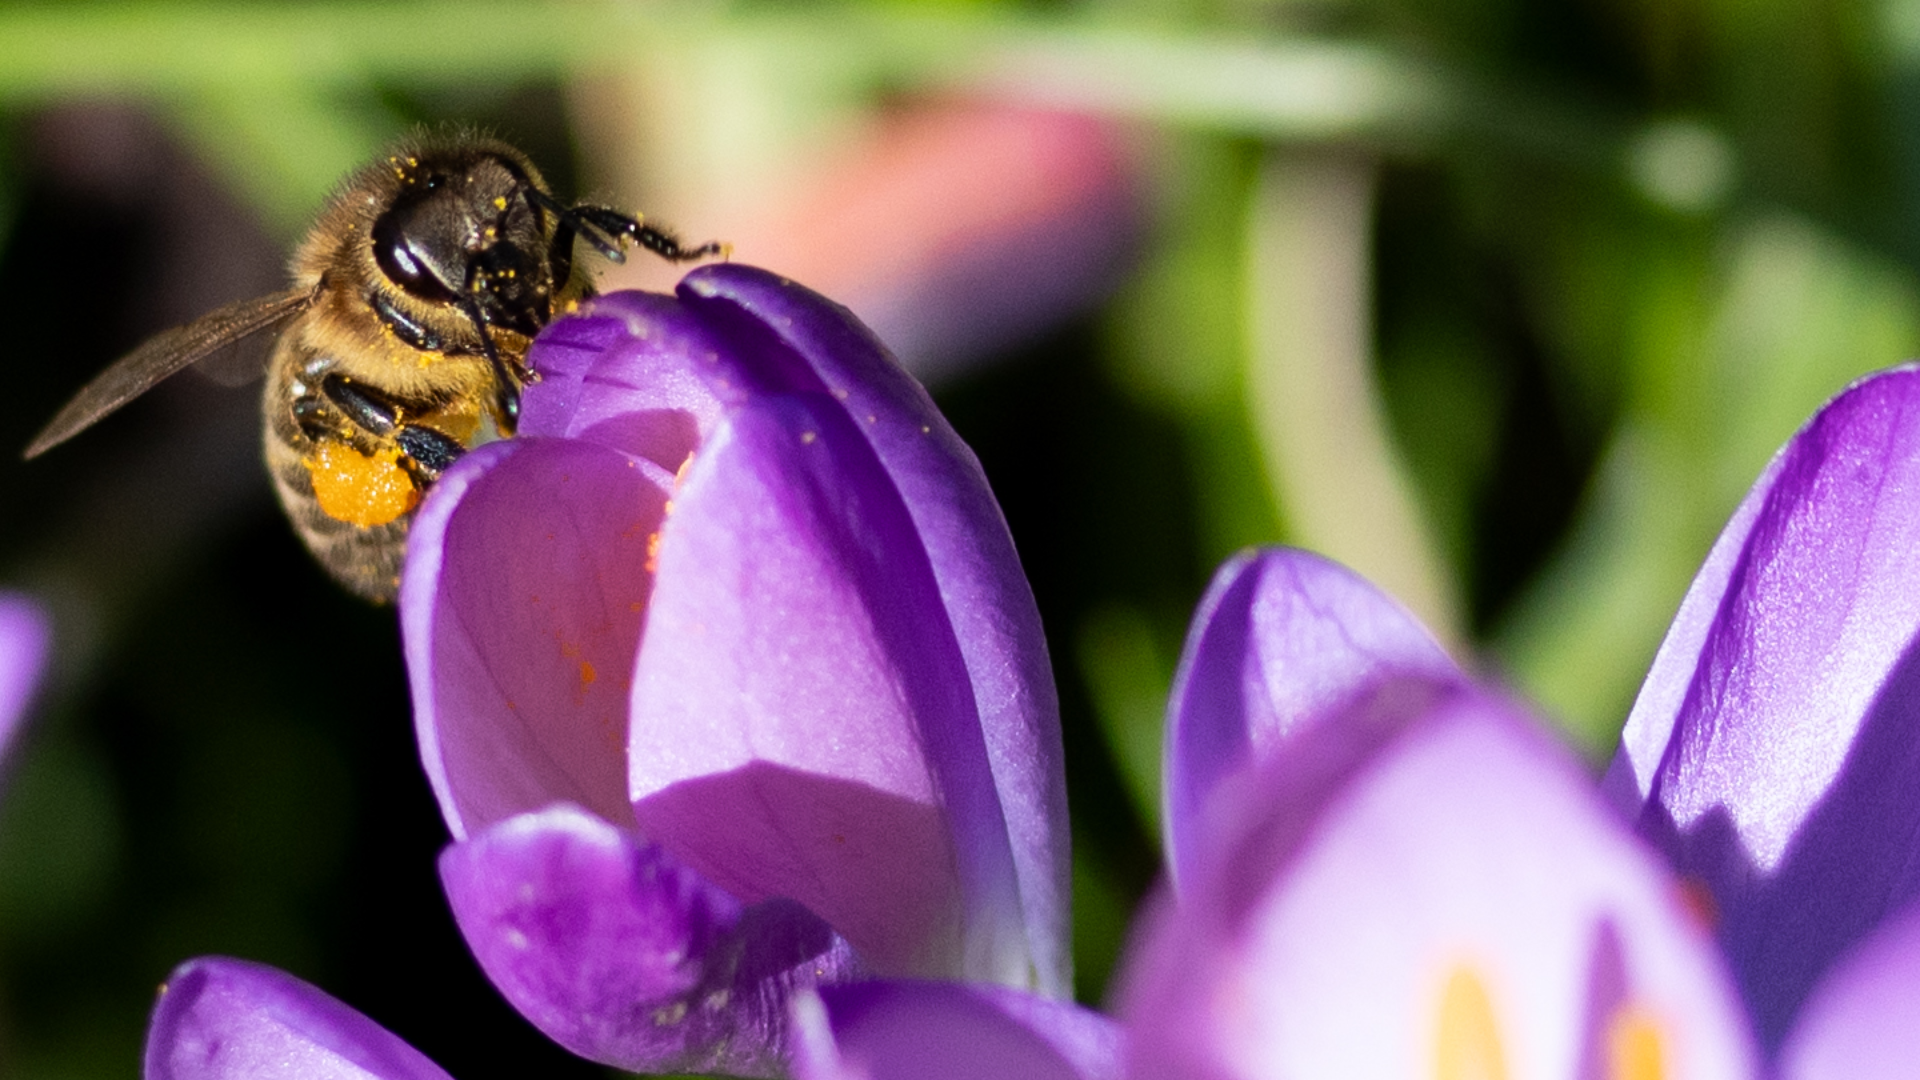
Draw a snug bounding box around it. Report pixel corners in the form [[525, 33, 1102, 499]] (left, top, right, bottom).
[[439, 803, 857, 1077], [682, 263, 1069, 995], [1778, 897, 1920, 1079], [144, 956, 452, 1080], [1162, 547, 1457, 891], [519, 290, 730, 467], [404, 437, 673, 838], [791, 980, 1122, 1080], [630, 392, 1025, 983], [1609, 365, 1920, 1047], [1119, 684, 1755, 1080], [0, 592, 50, 764]]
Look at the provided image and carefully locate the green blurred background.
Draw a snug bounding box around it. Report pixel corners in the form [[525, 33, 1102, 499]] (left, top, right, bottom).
[[0, 1, 1915, 1076]]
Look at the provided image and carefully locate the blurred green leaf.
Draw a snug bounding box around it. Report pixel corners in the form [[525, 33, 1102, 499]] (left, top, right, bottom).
[[1075, 603, 1176, 839], [1499, 214, 1920, 752]]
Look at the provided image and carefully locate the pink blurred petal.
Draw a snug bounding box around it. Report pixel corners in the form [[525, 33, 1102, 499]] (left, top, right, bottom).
[[1609, 365, 1920, 1046], [604, 104, 1141, 379], [792, 980, 1122, 1080], [145, 957, 452, 1080], [440, 803, 856, 1077], [404, 437, 671, 837], [683, 263, 1069, 994], [1120, 687, 1755, 1080], [1163, 548, 1457, 891], [631, 393, 1024, 982]]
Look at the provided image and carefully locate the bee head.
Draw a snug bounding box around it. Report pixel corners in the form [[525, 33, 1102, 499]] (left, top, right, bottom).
[[370, 149, 553, 338]]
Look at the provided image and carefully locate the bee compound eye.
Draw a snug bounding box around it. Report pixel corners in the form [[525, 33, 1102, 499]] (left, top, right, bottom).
[[371, 206, 459, 304]]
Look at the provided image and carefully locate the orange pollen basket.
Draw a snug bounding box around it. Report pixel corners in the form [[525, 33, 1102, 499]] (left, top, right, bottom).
[[306, 443, 421, 528]]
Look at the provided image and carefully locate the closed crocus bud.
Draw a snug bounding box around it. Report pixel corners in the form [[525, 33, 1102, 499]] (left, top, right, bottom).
[[1120, 681, 1757, 1080], [145, 957, 451, 1080], [401, 265, 1066, 1075], [1608, 365, 1920, 1052], [1162, 548, 1457, 891]]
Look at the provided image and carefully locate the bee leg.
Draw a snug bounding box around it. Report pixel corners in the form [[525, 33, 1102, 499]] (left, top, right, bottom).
[[525, 187, 726, 265], [453, 294, 520, 430], [572, 205, 728, 263], [320, 373, 397, 437], [318, 373, 465, 482], [396, 424, 463, 482]]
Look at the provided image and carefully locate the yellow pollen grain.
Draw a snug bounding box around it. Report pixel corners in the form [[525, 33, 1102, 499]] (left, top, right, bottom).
[[646, 531, 663, 573], [675, 452, 696, 486], [801, 431, 817, 445], [1433, 966, 1509, 1080], [1606, 1004, 1666, 1080], [306, 443, 419, 527], [579, 661, 597, 688], [494, 196, 508, 210]]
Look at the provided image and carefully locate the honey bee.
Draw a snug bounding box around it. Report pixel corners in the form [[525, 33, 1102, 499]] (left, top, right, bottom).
[[24, 134, 724, 602]]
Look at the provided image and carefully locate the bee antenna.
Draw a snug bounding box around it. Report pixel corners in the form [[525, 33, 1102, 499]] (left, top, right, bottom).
[[524, 186, 627, 263], [457, 294, 520, 428]]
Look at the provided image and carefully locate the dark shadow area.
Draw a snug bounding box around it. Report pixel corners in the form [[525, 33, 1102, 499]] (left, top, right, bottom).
[[635, 759, 962, 981]]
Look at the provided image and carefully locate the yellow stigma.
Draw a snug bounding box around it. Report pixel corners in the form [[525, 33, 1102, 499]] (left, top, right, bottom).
[[1433, 966, 1509, 1080], [1606, 1003, 1666, 1080]]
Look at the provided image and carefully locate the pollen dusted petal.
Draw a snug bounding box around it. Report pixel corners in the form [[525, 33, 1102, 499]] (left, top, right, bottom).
[[630, 395, 1019, 980], [403, 436, 673, 838], [680, 263, 1068, 994]]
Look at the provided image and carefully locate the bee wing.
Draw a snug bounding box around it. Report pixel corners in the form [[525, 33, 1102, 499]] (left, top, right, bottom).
[[24, 288, 315, 459]]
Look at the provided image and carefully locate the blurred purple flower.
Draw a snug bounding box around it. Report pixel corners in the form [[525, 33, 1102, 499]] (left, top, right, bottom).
[[400, 265, 1067, 1075], [1118, 548, 1756, 1079], [0, 592, 50, 771], [790, 978, 1122, 1080], [1608, 364, 1920, 1055], [144, 957, 451, 1080]]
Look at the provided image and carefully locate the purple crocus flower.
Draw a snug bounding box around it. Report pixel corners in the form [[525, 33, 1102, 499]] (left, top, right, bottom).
[[0, 592, 49, 769], [1608, 364, 1920, 1056], [400, 265, 1067, 1075]]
